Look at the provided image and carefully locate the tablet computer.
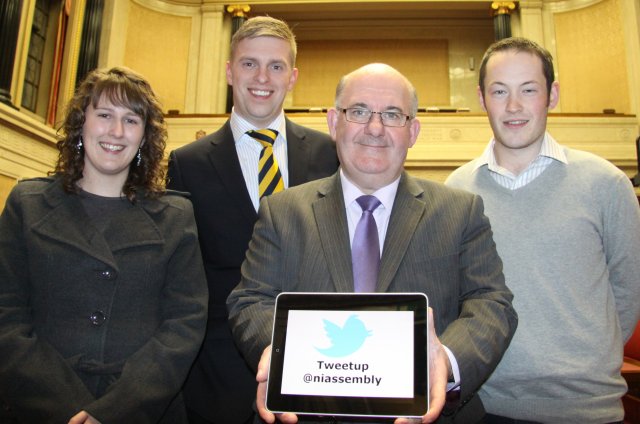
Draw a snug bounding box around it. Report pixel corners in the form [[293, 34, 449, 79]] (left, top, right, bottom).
[[266, 292, 429, 419]]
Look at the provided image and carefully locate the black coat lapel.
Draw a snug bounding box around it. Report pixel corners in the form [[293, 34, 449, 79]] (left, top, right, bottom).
[[285, 119, 311, 186], [208, 122, 258, 223]]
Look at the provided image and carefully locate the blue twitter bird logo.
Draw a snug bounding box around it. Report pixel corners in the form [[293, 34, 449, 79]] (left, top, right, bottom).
[[315, 315, 372, 357]]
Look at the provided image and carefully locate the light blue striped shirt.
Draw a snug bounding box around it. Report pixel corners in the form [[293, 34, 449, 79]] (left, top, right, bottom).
[[230, 109, 289, 211], [474, 132, 568, 190]]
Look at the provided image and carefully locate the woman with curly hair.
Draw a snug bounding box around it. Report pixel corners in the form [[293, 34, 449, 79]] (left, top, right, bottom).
[[0, 67, 207, 424]]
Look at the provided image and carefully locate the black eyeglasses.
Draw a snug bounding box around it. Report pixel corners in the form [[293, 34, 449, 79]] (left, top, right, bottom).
[[337, 107, 411, 127]]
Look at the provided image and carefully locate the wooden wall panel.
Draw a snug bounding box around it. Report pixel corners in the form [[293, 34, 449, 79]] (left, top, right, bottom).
[[293, 39, 450, 109], [124, 2, 191, 112], [554, 0, 630, 114], [0, 174, 17, 211]]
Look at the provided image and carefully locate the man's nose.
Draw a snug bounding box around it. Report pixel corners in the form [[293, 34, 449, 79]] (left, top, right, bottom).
[[364, 112, 385, 136]]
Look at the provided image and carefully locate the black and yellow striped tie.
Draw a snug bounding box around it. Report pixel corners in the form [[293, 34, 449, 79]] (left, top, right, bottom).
[[248, 129, 284, 198]]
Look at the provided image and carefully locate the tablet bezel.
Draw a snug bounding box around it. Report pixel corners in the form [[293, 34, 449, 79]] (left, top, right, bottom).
[[266, 292, 429, 419]]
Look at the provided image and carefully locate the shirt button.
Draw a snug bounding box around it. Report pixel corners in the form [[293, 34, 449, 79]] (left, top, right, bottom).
[[89, 310, 106, 326], [97, 269, 116, 280]]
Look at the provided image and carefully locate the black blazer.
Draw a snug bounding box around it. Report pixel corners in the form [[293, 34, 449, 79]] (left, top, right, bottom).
[[167, 118, 339, 423]]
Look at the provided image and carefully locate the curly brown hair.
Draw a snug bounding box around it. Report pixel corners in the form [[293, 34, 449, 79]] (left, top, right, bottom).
[[53, 67, 167, 202]]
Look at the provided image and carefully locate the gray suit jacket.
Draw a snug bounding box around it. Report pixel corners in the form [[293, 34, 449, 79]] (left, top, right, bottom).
[[227, 171, 517, 422]]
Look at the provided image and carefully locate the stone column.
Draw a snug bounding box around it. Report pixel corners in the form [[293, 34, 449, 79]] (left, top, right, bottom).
[[193, 4, 226, 113], [76, 0, 104, 87], [225, 4, 250, 113], [518, 1, 544, 44], [492, 2, 516, 40], [0, 0, 23, 106], [620, 0, 640, 127]]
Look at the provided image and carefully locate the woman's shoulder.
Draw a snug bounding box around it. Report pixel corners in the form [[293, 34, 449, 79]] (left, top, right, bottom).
[[16, 175, 56, 188], [140, 189, 194, 214], [9, 176, 59, 198], [3, 177, 66, 215], [162, 190, 193, 209]]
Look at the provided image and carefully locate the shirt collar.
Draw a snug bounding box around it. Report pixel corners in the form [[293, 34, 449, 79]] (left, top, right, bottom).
[[473, 132, 568, 172], [340, 169, 400, 212], [230, 108, 287, 144]]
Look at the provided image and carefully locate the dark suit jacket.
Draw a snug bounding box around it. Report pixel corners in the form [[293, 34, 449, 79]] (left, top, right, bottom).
[[227, 172, 518, 423], [0, 177, 207, 423], [167, 118, 338, 423]]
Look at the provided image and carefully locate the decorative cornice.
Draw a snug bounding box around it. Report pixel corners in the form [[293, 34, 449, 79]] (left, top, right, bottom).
[[226, 4, 251, 18], [519, 1, 544, 9], [543, 0, 605, 13], [0, 102, 57, 146], [132, 0, 202, 17], [491, 1, 517, 15]]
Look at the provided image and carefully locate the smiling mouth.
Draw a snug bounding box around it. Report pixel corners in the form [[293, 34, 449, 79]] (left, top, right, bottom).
[[504, 119, 528, 126], [99, 142, 124, 152], [357, 142, 387, 149], [250, 89, 272, 98], [356, 136, 388, 148]]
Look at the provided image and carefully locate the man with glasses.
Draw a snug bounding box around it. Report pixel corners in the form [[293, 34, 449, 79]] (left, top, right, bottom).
[[227, 63, 518, 423], [338, 107, 412, 127]]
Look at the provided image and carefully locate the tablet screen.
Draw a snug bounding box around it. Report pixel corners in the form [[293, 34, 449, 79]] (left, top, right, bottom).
[[267, 293, 428, 419]]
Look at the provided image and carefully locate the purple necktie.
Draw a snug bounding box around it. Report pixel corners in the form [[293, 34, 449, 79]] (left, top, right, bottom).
[[352, 195, 382, 293]]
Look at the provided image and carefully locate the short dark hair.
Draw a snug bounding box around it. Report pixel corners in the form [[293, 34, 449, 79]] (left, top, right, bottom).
[[478, 37, 555, 98], [53, 67, 167, 202]]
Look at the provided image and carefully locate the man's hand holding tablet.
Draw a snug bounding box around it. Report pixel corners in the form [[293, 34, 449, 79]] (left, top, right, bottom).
[[255, 293, 449, 423]]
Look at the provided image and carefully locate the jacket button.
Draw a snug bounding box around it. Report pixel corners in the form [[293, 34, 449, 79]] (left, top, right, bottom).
[[97, 269, 116, 280], [89, 310, 106, 326]]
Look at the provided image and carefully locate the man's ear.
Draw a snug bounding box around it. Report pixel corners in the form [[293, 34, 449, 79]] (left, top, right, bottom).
[[287, 67, 299, 92], [225, 61, 233, 86], [326, 108, 339, 141], [548, 81, 560, 110], [477, 86, 487, 112], [408, 118, 421, 148]]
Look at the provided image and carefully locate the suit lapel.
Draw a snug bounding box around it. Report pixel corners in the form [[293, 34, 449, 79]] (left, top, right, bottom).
[[285, 119, 311, 186], [208, 122, 257, 223], [378, 173, 425, 292], [312, 174, 353, 292], [206, 119, 313, 223]]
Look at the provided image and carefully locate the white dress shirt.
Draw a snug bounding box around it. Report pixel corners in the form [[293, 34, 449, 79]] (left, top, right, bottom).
[[230, 109, 289, 211], [474, 132, 568, 190]]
